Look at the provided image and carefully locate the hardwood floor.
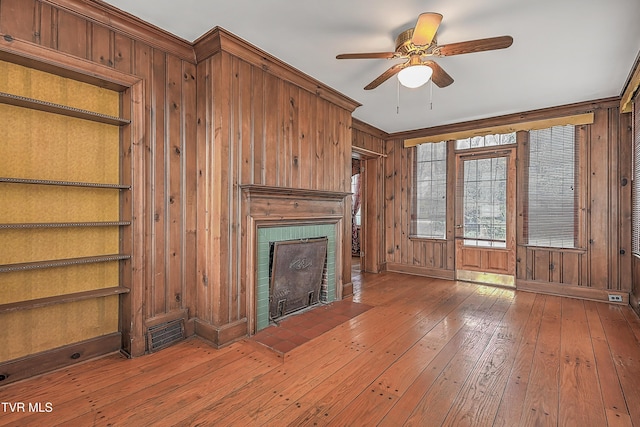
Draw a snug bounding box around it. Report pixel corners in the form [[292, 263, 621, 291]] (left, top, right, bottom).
[[2, 271, 640, 426]]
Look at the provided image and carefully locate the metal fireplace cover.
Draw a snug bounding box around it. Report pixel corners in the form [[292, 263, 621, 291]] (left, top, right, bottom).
[[269, 237, 328, 320]]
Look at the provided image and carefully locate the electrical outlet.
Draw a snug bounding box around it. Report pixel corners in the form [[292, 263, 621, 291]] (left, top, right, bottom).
[[608, 294, 623, 302]]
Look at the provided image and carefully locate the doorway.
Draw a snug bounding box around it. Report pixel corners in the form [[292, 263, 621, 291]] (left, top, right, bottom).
[[351, 158, 363, 273], [454, 148, 516, 287], [351, 149, 384, 275]]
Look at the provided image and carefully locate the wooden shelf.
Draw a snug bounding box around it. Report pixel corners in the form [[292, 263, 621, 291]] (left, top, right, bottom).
[[0, 177, 130, 189], [0, 254, 131, 273], [0, 221, 130, 229], [0, 286, 130, 313], [0, 91, 130, 126]]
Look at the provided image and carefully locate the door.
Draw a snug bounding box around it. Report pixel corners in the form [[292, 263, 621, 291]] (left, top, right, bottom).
[[455, 148, 516, 286]]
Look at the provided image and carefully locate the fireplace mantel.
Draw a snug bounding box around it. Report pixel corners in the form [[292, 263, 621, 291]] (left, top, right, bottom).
[[240, 184, 351, 334], [240, 184, 350, 201]]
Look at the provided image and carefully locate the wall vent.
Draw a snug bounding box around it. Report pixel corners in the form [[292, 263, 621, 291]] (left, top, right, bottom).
[[147, 319, 184, 352]]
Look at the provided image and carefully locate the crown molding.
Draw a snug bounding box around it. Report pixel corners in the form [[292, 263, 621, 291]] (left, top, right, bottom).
[[194, 27, 361, 113], [43, 0, 196, 62]]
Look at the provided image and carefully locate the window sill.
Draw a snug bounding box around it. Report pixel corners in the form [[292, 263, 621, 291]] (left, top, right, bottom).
[[409, 235, 447, 242], [518, 244, 586, 253]]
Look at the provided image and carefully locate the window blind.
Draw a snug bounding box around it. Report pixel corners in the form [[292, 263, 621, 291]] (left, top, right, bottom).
[[413, 141, 447, 239], [526, 125, 579, 248], [633, 94, 640, 255]]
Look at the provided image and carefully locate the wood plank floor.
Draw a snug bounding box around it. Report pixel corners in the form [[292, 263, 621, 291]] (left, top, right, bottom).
[[2, 271, 640, 426]]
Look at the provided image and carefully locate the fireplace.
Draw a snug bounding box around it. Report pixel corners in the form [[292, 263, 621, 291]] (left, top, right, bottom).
[[240, 185, 350, 334], [268, 237, 328, 320], [255, 224, 337, 331]]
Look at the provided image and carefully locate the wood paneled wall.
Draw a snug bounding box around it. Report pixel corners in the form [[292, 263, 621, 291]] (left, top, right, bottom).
[[192, 29, 359, 344], [518, 104, 632, 301], [352, 119, 387, 274], [383, 136, 455, 279], [383, 99, 633, 301], [630, 81, 640, 316], [1, 0, 198, 358], [1, 1, 360, 359]]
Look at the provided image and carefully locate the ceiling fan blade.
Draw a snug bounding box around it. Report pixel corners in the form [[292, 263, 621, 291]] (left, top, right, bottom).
[[423, 60, 454, 88], [364, 63, 406, 90], [411, 12, 443, 46], [336, 52, 398, 60], [437, 35, 513, 56]]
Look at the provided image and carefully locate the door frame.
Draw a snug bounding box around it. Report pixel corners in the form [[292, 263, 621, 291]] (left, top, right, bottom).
[[454, 147, 517, 287], [352, 147, 384, 274]]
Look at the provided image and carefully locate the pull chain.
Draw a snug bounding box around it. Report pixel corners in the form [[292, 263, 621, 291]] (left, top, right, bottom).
[[396, 78, 400, 114], [429, 79, 433, 110]]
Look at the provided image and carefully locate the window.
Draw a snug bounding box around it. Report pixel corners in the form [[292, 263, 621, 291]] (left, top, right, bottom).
[[413, 141, 447, 238], [525, 125, 579, 248], [461, 156, 507, 248], [456, 132, 516, 150], [351, 173, 361, 226], [633, 95, 640, 255]]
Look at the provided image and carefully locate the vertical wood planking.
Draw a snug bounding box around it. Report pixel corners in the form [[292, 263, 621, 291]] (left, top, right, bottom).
[[113, 32, 133, 74], [218, 52, 232, 324], [318, 100, 333, 190], [278, 79, 287, 187], [607, 108, 620, 290], [618, 112, 632, 292], [151, 48, 167, 317], [183, 61, 198, 320], [55, 9, 87, 59], [251, 67, 265, 185], [562, 252, 579, 285], [308, 89, 318, 189], [400, 145, 410, 265], [533, 249, 550, 282], [384, 141, 396, 262], [0, 0, 37, 43], [289, 85, 300, 188], [228, 56, 238, 322], [90, 23, 113, 68], [392, 139, 402, 264], [589, 110, 610, 288], [300, 88, 313, 189], [263, 72, 278, 187], [195, 58, 211, 322], [206, 54, 222, 325], [131, 41, 153, 320], [37, 1, 54, 48], [445, 140, 456, 270], [166, 54, 184, 313], [237, 59, 252, 322]]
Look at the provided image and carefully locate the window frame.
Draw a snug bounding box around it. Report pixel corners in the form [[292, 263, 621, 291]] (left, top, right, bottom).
[[411, 140, 449, 240], [520, 125, 587, 250], [632, 93, 640, 256]]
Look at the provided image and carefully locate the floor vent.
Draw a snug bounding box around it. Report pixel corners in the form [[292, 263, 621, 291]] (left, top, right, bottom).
[[147, 319, 185, 352]]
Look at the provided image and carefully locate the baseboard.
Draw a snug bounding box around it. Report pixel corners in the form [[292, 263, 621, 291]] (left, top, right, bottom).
[[385, 263, 455, 280], [342, 282, 354, 297], [0, 332, 121, 387], [630, 293, 640, 317], [517, 280, 629, 304], [194, 318, 248, 347]]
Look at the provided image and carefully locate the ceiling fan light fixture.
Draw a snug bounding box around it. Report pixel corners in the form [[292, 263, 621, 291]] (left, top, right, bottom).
[[397, 65, 433, 88]]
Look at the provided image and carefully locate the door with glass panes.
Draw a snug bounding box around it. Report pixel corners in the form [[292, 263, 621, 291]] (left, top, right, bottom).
[[455, 147, 516, 286]]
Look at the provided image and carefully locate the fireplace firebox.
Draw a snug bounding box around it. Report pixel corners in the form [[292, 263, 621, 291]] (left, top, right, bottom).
[[268, 237, 328, 320]]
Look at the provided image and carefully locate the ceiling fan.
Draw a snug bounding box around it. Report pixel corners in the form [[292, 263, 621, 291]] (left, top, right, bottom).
[[336, 12, 513, 90]]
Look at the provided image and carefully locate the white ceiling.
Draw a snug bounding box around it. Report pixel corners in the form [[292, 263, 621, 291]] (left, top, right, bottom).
[[101, 0, 640, 134]]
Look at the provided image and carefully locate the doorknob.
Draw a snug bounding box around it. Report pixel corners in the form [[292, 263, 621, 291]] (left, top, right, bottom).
[[455, 225, 463, 229]]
